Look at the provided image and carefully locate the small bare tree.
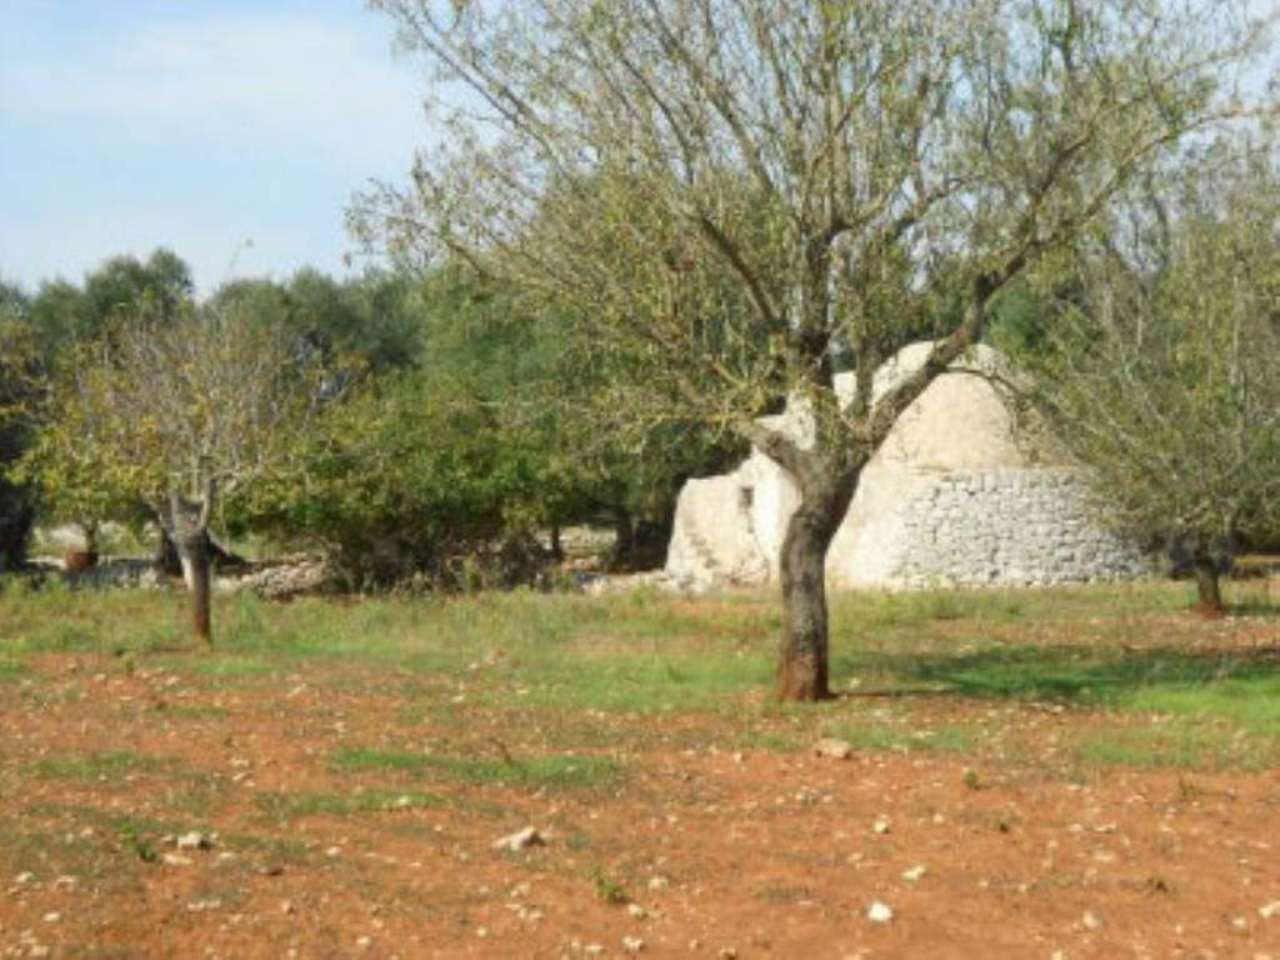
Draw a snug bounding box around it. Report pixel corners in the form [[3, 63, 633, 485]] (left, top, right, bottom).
[[1024, 141, 1280, 614], [356, 0, 1273, 698], [28, 301, 321, 643]]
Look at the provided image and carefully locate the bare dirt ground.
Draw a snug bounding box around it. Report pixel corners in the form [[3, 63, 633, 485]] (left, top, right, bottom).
[[2, 603, 1279, 959]]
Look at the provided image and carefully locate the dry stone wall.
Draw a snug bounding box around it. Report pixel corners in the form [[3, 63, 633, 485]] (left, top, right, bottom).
[[887, 467, 1150, 588], [665, 341, 1155, 592]]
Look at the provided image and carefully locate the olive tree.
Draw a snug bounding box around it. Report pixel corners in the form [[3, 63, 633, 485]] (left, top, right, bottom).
[[26, 301, 321, 643], [357, 0, 1272, 699], [1023, 142, 1280, 614]]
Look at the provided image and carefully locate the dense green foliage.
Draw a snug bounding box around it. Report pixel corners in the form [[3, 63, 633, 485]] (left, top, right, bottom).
[[0, 286, 42, 569], [5, 249, 739, 585]]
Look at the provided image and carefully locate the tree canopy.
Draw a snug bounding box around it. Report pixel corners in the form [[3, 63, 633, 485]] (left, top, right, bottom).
[[358, 0, 1274, 698]]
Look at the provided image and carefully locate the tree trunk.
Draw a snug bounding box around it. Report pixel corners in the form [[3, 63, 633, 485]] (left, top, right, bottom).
[[175, 531, 213, 643], [158, 488, 216, 647], [1192, 549, 1225, 617], [776, 469, 858, 702]]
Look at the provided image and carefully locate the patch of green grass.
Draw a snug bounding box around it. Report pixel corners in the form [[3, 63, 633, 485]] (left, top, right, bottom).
[[22, 802, 177, 835], [1121, 673, 1280, 737], [848, 589, 1028, 627], [0, 656, 29, 681], [735, 728, 804, 752], [185, 655, 276, 678], [167, 772, 234, 819], [31, 750, 180, 783], [154, 703, 231, 721], [591, 867, 631, 905], [9, 805, 195, 886], [116, 818, 160, 863], [5, 578, 1279, 784], [1072, 723, 1271, 772], [861, 644, 1279, 705], [331, 747, 625, 789], [493, 647, 772, 714], [220, 832, 312, 862], [254, 789, 443, 820]]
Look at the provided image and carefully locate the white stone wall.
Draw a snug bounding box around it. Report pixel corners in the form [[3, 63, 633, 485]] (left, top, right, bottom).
[[886, 467, 1150, 588], [665, 341, 1154, 592]]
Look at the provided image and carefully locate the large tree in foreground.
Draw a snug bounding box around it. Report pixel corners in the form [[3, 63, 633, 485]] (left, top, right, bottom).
[[1024, 141, 1280, 614], [24, 302, 321, 643], [358, 0, 1272, 699]]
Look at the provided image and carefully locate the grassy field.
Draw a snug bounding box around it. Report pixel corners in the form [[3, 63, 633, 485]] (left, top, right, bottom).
[[1, 576, 1279, 957], [4, 576, 1279, 768]]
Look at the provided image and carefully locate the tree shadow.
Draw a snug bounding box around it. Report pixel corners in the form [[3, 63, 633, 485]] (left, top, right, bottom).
[[834, 641, 1280, 703]]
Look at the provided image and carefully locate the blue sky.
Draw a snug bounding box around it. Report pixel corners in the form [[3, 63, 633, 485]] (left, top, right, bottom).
[[0, 0, 427, 295]]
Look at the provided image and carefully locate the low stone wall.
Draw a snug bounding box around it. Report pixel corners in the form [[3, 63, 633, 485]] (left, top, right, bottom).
[[887, 467, 1151, 588]]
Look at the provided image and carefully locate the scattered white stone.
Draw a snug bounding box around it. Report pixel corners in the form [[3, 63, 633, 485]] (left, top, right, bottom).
[[1231, 916, 1250, 931], [623, 935, 646, 954], [867, 901, 894, 924], [583, 945, 605, 957], [176, 831, 213, 851], [162, 853, 193, 867], [813, 738, 853, 760], [627, 904, 648, 919], [325, 846, 343, 858], [872, 817, 892, 835], [1260, 901, 1280, 920], [356, 936, 372, 949], [280, 900, 296, 915], [1082, 911, 1103, 931], [902, 865, 928, 883], [41, 913, 60, 924], [648, 875, 670, 891], [187, 898, 222, 912], [493, 827, 545, 852], [53, 875, 77, 890]]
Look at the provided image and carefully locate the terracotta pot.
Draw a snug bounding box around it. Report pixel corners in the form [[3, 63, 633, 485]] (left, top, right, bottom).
[[64, 550, 99, 573]]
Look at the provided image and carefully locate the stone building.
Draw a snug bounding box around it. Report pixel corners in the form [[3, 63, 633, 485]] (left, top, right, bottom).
[[665, 342, 1150, 591]]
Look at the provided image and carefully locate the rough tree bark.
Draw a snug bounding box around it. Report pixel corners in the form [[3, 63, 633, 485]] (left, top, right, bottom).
[[158, 482, 215, 646], [1191, 547, 1225, 617], [775, 453, 860, 700]]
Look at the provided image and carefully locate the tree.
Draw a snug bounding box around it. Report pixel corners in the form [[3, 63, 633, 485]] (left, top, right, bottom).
[[28, 249, 193, 356], [24, 300, 321, 643], [1021, 141, 1280, 614], [0, 284, 41, 572], [207, 268, 426, 376], [357, 0, 1272, 699], [411, 266, 746, 568]]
